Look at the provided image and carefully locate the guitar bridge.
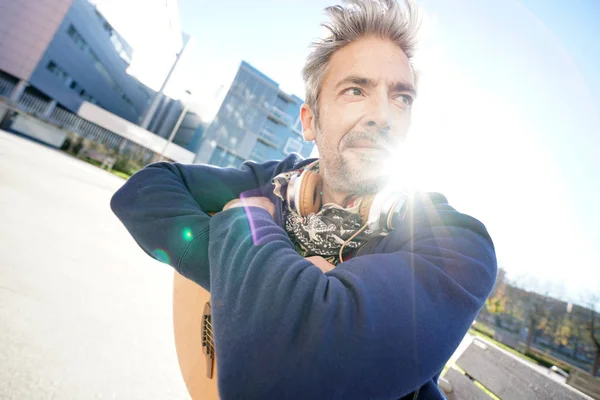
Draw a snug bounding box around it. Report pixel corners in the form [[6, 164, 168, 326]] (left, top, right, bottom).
[[201, 301, 215, 379]]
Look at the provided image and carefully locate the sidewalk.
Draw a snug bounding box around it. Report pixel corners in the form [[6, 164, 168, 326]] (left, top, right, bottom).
[[0, 131, 189, 399]]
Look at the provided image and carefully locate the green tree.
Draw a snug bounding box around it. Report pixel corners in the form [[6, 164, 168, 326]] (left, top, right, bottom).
[[520, 290, 551, 353]]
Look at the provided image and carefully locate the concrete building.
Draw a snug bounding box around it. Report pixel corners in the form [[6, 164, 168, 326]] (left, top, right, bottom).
[[0, 0, 197, 164], [0, 0, 74, 95], [0, 0, 157, 123], [172, 111, 206, 154], [146, 94, 206, 153], [194, 61, 314, 168]]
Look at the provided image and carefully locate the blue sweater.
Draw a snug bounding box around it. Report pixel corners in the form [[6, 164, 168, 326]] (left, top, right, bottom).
[[110, 154, 497, 400]]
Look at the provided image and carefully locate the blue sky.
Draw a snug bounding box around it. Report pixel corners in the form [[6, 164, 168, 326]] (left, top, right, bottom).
[[100, 0, 600, 304]]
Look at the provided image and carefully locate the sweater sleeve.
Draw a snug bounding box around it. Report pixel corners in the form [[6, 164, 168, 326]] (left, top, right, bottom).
[[109, 158, 285, 289], [208, 199, 497, 400]]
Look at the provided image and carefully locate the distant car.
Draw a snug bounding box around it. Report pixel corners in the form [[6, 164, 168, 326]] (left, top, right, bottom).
[[549, 365, 569, 378]]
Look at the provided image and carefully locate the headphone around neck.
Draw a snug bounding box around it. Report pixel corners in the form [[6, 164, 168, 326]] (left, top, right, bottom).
[[286, 169, 408, 235]]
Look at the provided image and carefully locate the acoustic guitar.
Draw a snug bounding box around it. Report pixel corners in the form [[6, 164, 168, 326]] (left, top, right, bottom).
[[173, 259, 334, 400], [173, 270, 219, 399]]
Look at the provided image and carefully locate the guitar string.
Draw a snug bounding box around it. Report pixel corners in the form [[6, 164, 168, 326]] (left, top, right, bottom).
[[203, 327, 215, 341], [202, 335, 215, 352], [202, 322, 216, 351], [204, 331, 215, 345]]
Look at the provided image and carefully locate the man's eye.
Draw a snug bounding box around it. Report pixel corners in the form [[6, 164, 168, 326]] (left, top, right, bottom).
[[343, 87, 363, 96], [397, 94, 414, 106]]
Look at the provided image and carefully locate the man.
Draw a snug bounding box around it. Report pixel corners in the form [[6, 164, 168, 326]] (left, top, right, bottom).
[[111, 0, 497, 398]]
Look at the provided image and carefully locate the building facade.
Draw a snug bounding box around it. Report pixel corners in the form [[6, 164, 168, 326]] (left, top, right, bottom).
[[173, 111, 205, 154], [194, 61, 314, 168], [0, 0, 155, 124], [0, 0, 196, 164], [146, 94, 206, 153], [0, 0, 74, 85]]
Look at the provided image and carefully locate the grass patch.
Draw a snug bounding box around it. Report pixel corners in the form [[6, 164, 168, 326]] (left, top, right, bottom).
[[78, 156, 131, 180], [84, 158, 102, 168], [472, 321, 496, 338], [468, 328, 540, 365], [110, 170, 130, 180], [525, 348, 572, 374]]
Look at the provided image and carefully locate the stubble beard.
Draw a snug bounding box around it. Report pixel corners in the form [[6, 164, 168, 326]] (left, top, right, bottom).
[[316, 126, 390, 196]]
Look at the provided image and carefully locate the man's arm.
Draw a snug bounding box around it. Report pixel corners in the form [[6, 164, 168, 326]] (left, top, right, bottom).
[[208, 198, 496, 399], [109, 156, 299, 289]]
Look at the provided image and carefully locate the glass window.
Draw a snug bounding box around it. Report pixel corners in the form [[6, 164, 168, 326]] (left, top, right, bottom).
[[66, 24, 125, 99], [47, 61, 70, 84], [88, 50, 100, 63], [67, 25, 87, 51], [208, 147, 225, 166], [283, 137, 303, 155]]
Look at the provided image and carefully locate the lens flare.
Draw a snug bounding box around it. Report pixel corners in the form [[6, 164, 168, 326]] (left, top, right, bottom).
[[182, 227, 194, 242], [383, 143, 417, 194], [152, 249, 171, 265]]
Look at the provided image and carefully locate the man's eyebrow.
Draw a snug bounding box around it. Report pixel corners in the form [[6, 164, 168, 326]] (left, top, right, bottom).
[[391, 82, 417, 98], [335, 75, 417, 97], [335, 75, 375, 90]]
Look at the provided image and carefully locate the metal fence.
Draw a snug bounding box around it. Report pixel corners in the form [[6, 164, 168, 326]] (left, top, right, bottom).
[[18, 92, 49, 116], [45, 106, 155, 162], [0, 76, 15, 98], [0, 76, 158, 164]]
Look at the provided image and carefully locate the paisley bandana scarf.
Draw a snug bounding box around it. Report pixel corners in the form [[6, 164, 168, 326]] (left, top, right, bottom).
[[272, 160, 381, 265]]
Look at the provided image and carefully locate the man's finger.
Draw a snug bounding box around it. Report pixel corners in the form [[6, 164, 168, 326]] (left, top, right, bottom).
[[305, 256, 335, 273]]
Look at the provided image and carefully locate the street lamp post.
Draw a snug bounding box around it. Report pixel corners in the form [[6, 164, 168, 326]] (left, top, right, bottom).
[[139, 35, 193, 130], [159, 90, 192, 162]]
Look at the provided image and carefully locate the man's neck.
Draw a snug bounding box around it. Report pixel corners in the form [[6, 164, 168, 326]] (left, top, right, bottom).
[[321, 182, 350, 207]]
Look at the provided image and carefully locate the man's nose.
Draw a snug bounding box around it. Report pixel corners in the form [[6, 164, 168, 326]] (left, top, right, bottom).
[[364, 94, 392, 131]]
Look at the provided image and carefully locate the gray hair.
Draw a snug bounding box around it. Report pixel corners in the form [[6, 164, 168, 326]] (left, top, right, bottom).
[[302, 0, 421, 119]]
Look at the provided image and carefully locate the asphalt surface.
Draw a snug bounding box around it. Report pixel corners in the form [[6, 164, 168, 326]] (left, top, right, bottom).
[[0, 131, 189, 399], [450, 333, 568, 385]]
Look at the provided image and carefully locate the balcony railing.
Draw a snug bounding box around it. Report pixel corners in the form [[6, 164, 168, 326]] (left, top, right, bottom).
[[268, 106, 294, 126], [257, 128, 281, 149]]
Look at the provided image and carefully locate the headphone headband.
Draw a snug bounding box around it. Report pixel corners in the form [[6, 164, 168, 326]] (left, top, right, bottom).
[[286, 167, 406, 233], [367, 190, 407, 233]]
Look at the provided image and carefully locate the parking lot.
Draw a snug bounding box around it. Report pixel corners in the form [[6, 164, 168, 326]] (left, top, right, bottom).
[[0, 131, 189, 399]]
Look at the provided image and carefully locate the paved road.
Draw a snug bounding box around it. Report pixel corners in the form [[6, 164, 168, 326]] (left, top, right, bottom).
[[450, 333, 569, 385], [0, 131, 189, 399]]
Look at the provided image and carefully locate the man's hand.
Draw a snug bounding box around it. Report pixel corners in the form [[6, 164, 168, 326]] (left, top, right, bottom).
[[223, 196, 275, 219], [223, 198, 335, 273], [305, 255, 335, 273]]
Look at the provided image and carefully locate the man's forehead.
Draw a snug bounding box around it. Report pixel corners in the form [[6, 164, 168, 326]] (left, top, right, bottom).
[[323, 37, 415, 88]]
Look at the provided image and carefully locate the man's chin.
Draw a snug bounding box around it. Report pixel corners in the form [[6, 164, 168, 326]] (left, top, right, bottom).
[[342, 165, 392, 194], [343, 151, 391, 176]]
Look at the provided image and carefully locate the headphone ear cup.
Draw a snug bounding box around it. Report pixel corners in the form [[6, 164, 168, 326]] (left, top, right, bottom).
[[358, 194, 376, 225], [298, 171, 322, 216]]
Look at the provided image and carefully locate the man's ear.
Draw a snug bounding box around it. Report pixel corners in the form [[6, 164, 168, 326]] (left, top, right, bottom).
[[300, 103, 316, 142]]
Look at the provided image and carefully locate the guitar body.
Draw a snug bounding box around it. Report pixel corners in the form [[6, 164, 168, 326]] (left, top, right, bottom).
[[173, 271, 219, 400]]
